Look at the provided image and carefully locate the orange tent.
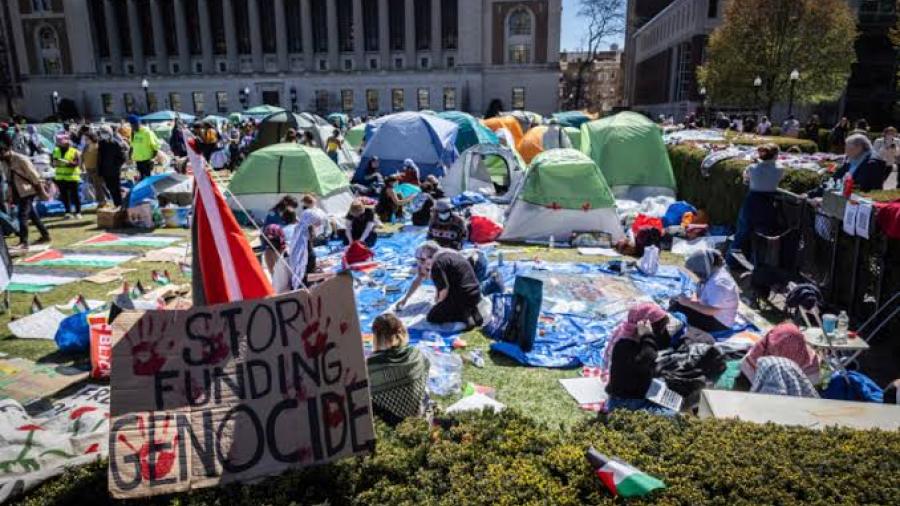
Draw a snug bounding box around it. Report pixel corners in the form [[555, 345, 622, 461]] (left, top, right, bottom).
[[517, 125, 548, 164], [483, 116, 524, 146]]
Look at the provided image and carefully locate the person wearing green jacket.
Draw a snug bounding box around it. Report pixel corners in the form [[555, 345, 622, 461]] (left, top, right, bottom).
[[52, 134, 82, 219], [128, 114, 160, 180]]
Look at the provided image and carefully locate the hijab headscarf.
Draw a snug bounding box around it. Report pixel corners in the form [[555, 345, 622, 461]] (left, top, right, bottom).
[[602, 302, 668, 378], [750, 356, 820, 398], [685, 249, 722, 282], [289, 208, 325, 289], [402, 158, 420, 181], [740, 323, 821, 383]]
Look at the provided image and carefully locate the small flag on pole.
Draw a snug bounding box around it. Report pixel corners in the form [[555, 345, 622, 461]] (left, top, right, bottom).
[[586, 447, 666, 498], [30, 296, 43, 314]]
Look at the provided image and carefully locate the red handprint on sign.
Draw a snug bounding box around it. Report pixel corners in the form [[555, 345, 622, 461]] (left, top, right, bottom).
[[117, 415, 179, 481], [299, 296, 333, 359], [127, 314, 176, 376]]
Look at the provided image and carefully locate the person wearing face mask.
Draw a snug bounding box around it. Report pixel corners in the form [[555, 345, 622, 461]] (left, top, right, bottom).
[[397, 241, 484, 330], [97, 126, 127, 208], [873, 126, 898, 189], [427, 198, 467, 250], [52, 134, 82, 219]]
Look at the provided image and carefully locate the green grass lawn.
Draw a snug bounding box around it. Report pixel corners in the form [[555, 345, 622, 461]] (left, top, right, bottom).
[[0, 213, 760, 428]]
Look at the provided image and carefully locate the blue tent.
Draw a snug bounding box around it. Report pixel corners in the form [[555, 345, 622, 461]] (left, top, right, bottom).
[[141, 110, 196, 123], [437, 111, 498, 153], [552, 111, 591, 129], [128, 172, 192, 207], [354, 112, 458, 181]]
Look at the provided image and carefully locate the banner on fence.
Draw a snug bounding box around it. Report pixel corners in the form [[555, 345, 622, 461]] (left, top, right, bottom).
[[108, 274, 374, 498]]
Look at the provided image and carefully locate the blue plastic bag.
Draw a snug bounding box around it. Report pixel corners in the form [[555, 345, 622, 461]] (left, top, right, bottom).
[[54, 311, 90, 353]]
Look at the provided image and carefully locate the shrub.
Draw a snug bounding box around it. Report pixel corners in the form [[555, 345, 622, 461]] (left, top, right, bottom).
[[668, 145, 825, 225], [19, 410, 900, 505]]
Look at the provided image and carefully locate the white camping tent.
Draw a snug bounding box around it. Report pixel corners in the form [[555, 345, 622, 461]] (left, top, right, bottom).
[[442, 144, 525, 200]]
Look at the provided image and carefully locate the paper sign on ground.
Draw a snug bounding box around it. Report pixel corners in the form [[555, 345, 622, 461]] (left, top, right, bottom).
[[0, 385, 110, 504], [7, 307, 67, 340], [559, 377, 608, 405], [108, 274, 374, 498]]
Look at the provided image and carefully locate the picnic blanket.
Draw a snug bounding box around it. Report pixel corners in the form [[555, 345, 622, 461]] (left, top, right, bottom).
[[75, 233, 182, 248], [20, 249, 136, 268], [0, 385, 109, 504]]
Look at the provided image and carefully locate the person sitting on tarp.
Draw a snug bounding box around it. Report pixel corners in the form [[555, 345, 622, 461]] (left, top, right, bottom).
[[375, 175, 413, 223], [750, 356, 819, 398], [670, 249, 738, 333], [399, 158, 421, 185], [604, 303, 677, 416], [733, 322, 820, 392], [366, 313, 431, 426], [427, 199, 468, 250], [342, 198, 378, 247], [397, 241, 484, 330], [353, 157, 384, 196], [728, 143, 783, 265]]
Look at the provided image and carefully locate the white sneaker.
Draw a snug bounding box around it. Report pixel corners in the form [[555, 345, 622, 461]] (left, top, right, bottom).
[[75, 213, 83, 220]]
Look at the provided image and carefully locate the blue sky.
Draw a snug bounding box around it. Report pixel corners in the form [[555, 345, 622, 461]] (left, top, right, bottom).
[[561, 0, 626, 51]]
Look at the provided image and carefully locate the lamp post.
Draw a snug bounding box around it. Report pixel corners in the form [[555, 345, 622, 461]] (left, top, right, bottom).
[[290, 86, 298, 112], [240, 86, 251, 108], [787, 69, 800, 117], [51, 91, 58, 118], [753, 75, 762, 114], [141, 78, 151, 113], [698, 86, 707, 124]]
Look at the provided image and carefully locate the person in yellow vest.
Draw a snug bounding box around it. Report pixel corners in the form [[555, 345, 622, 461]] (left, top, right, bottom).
[[128, 114, 160, 180], [52, 133, 82, 219]]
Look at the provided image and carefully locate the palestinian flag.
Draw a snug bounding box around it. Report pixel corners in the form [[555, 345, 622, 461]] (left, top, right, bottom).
[[78, 233, 182, 248], [586, 447, 665, 498]]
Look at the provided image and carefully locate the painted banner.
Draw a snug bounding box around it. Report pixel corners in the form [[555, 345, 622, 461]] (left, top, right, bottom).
[[0, 385, 110, 504], [108, 274, 374, 498]]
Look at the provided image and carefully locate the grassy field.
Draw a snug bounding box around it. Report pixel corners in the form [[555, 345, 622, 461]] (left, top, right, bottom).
[[0, 211, 743, 428]]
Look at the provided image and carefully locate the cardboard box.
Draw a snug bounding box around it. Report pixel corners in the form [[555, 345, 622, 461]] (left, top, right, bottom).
[[96, 207, 127, 229]]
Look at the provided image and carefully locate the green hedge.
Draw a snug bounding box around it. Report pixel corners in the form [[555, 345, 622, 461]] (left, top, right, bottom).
[[668, 145, 825, 225], [20, 410, 900, 505]]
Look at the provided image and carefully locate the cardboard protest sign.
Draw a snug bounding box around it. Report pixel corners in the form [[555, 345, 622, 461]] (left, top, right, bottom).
[[108, 274, 374, 498]]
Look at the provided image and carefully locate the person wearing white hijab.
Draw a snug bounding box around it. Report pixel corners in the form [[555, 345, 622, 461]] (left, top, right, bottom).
[[670, 249, 738, 332], [289, 208, 326, 289]]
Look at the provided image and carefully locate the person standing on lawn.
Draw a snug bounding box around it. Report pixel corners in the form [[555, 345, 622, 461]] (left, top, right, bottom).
[[128, 114, 160, 180], [728, 143, 784, 261], [0, 140, 51, 249], [52, 134, 82, 219], [97, 126, 127, 208], [81, 131, 107, 207]]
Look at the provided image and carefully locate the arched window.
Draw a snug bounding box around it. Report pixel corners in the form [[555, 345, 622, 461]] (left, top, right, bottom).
[[506, 8, 533, 65], [37, 26, 62, 74]]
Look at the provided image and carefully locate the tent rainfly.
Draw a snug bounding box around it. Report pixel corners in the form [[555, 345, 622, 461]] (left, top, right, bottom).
[[437, 111, 499, 153], [354, 111, 458, 180], [442, 143, 526, 200]]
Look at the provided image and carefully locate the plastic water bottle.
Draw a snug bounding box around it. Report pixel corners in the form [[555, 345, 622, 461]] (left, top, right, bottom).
[[548, 235, 555, 250], [498, 251, 504, 267], [835, 310, 849, 344]]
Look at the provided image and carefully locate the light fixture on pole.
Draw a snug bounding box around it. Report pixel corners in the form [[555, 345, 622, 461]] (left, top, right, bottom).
[[290, 86, 298, 112], [141, 78, 151, 113], [698, 86, 707, 122], [240, 86, 251, 108], [787, 69, 800, 117], [753, 75, 762, 113], [51, 90, 59, 118]]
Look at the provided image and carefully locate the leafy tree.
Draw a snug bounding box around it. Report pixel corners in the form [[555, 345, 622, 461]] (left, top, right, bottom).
[[697, 0, 858, 117], [564, 0, 625, 110]]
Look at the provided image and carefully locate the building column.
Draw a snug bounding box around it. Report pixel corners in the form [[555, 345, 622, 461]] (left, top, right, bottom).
[[326, 0, 339, 70], [248, 0, 264, 71], [149, 0, 168, 74], [430, 0, 441, 68], [222, 0, 238, 71], [404, 0, 415, 68], [174, 0, 191, 72], [275, 0, 289, 70], [352, 0, 364, 69], [198, 0, 214, 72], [301, 0, 314, 70], [126, 0, 145, 73], [377, 0, 389, 68], [103, 0, 122, 74]]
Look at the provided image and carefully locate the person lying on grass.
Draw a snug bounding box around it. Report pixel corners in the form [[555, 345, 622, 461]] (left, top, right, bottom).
[[367, 313, 430, 425]]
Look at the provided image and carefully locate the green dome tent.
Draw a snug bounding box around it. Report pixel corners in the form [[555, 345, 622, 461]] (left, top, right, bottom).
[[563, 127, 581, 151], [437, 111, 499, 153], [248, 111, 319, 152], [500, 149, 623, 243], [580, 112, 676, 200], [227, 143, 353, 223], [345, 123, 366, 149]]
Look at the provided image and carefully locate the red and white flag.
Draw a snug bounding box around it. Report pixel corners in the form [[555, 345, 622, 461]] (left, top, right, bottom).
[[187, 135, 272, 305]]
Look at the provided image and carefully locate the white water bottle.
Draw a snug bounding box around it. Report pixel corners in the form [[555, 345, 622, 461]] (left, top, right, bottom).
[[835, 310, 849, 344]]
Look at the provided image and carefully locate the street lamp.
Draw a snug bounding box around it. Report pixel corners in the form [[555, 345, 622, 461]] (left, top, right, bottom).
[[141, 78, 151, 113], [753, 75, 762, 113], [240, 86, 251, 108], [787, 69, 800, 117], [698, 86, 707, 123], [290, 86, 298, 112], [51, 91, 58, 118]]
